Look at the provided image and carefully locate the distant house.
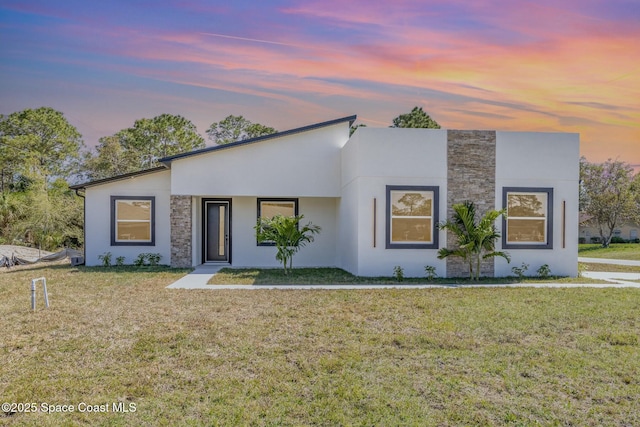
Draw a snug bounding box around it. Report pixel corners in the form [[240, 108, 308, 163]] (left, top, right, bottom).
[[71, 115, 580, 277], [579, 213, 640, 243]]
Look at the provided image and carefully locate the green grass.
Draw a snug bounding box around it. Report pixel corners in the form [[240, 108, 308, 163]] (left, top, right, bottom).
[[579, 243, 640, 260], [208, 267, 608, 285], [581, 262, 640, 273], [2, 264, 639, 425]]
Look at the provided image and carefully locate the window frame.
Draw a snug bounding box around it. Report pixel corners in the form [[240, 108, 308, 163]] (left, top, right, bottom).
[[502, 187, 553, 249], [385, 185, 439, 249], [256, 198, 299, 247], [110, 196, 156, 246]]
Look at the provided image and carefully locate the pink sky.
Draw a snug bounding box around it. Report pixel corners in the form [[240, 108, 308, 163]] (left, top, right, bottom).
[[1, 0, 638, 168]]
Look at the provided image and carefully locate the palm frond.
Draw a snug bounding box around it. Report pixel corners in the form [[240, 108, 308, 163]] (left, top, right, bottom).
[[483, 251, 511, 262], [438, 201, 509, 279]]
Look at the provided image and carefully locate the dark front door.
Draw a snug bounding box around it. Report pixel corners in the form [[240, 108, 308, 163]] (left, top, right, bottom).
[[204, 200, 230, 262]]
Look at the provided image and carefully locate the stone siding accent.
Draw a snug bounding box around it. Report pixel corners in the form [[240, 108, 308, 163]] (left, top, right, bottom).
[[446, 130, 496, 278], [170, 195, 192, 268]]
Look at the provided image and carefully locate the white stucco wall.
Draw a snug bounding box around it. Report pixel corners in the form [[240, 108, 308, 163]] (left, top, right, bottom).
[[337, 180, 360, 275], [340, 128, 448, 277], [83, 170, 171, 266], [80, 126, 578, 279], [494, 132, 580, 277], [189, 196, 338, 268], [341, 128, 579, 278], [170, 122, 349, 197]]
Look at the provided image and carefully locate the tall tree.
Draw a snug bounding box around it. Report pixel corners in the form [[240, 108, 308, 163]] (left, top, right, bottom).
[[83, 135, 141, 180], [119, 114, 205, 165], [0, 191, 24, 243], [580, 158, 639, 247], [85, 114, 205, 179], [391, 107, 441, 129], [207, 115, 276, 145], [0, 107, 84, 186], [11, 177, 83, 250]]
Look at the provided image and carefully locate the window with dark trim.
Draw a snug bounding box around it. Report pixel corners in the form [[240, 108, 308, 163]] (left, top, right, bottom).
[[111, 196, 155, 246], [502, 187, 553, 249], [386, 186, 439, 249], [256, 198, 299, 246]]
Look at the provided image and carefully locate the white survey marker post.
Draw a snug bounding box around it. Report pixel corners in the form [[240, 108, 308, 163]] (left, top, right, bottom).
[[31, 277, 49, 311]]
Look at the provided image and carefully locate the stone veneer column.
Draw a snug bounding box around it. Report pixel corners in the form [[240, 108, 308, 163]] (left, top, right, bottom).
[[170, 195, 192, 268], [446, 130, 496, 278]]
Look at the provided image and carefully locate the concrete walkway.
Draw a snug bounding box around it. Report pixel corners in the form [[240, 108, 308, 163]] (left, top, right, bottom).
[[166, 264, 226, 289], [166, 260, 640, 290]]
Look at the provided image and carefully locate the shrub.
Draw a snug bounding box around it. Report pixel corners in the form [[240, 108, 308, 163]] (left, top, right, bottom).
[[147, 253, 162, 266], [134, 253, 162, 267], [98, 252, 112, 267], [590, 237, 601, 243], [393, 266, 404, 282], [134, 254, 146, 267], [115, 256, 125, 266], [610, 236, 626, 244], [537, 264, 551, 279], [511, 262, 529, 281], [578, 237, 586, 244], [424, 265, 438, 281]]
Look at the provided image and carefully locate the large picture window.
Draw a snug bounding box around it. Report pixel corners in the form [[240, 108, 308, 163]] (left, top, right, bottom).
[[502, 187, 553, 249], [111, 196, 155, 246], [256, 198, 298, 246], [386, 186, 439, 249]]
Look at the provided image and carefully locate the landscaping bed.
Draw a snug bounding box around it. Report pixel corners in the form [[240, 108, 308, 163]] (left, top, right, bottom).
[[207, 267, 609, 285]]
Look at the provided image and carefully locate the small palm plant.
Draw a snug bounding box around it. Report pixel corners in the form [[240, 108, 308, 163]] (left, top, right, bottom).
[[255, 214, 321, 274], [437, 201, 510, 280]]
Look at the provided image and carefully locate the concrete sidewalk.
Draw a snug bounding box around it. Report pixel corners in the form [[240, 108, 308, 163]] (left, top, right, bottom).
[[166, 264, 226, 289], [166, 263, 640, 290]]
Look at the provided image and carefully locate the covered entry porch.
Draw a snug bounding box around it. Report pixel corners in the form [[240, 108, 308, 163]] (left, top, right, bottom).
[[169, 195, 339, 269]]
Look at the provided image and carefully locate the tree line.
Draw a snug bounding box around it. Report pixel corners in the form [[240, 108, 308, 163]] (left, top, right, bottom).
[[580, 158, 640, 246], [0, 106, 439, 250], [3, 104, 635, 252]]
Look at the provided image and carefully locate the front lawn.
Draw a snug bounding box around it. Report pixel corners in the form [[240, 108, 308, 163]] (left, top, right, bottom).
[[1, 265, 639, 426], [579, 243, 640, 260]]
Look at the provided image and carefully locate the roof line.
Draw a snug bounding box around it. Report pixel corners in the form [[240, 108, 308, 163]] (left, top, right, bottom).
[[160, 114, 357, 163], [70, 166, 168, 190], [70, 115, 357, 189]]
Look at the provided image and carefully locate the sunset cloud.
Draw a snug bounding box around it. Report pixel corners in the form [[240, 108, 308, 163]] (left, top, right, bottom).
[[0, 0, 637, 165]]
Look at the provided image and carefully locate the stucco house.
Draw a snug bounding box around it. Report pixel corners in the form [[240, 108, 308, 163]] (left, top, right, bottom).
[[579, 215, 640, 243], [72, 115, 580, 277]]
